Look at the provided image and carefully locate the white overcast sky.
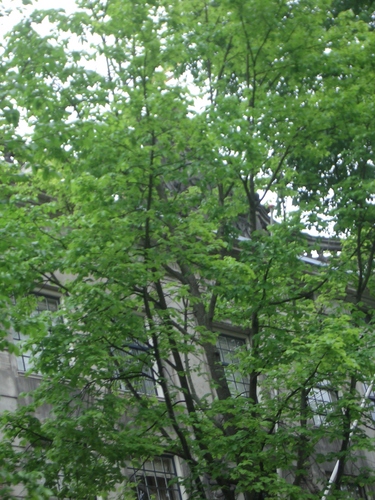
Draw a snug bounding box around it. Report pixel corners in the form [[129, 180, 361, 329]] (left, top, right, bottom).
[[1, 0, 77, 27]]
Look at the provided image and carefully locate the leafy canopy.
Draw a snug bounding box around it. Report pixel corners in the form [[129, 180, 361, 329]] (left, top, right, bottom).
[[1, 0, 375, 499]]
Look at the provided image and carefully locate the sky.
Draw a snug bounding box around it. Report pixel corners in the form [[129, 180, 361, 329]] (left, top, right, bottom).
[[1, 0, 77, 26]]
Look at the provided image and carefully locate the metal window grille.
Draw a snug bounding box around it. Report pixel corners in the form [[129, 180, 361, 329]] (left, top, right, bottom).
[[308, 381, 335, 426], [13, 295, 60, 372], [128, 457, 182, 500], [216, 335, 249, 396]]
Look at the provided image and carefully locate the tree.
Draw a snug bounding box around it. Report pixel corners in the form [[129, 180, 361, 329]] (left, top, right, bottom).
[[1, 0, 375, 498]]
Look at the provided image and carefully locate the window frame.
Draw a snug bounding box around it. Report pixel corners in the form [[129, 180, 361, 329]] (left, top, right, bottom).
[[362, 383, 375, 421], [339, 478, 368, 499], [307, 380, 337, 427], [216, 333, 249, 397], [112, 340, 163, 398], [127, 456, 182, 500], [12, 293, 61, 374]]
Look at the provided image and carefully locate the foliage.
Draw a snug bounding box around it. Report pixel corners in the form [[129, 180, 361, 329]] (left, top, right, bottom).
[[1, 0, 375, 499]]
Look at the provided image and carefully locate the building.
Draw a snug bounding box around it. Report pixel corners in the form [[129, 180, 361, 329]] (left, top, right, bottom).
[[2, 201, 375, 500]]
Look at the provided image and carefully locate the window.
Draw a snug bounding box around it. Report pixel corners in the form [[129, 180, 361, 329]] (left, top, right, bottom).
[[128, 457, 182, 500], [114, 341, 162, 397], [363, 383, 375, 421], [340, 481, 368, 499], [216, 335, 249, 396], [307, 381, 336, 426], [12, 294, 60, 373]]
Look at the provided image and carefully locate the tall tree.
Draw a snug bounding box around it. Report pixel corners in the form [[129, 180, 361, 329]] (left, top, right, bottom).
[[1, 0, 375, 498]]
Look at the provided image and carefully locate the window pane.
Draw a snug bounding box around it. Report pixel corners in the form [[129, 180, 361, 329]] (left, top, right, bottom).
[[33, 295, 59, 312], [115, 343, 157, 396], [129, 457, 181, 500], [308, 385, 334, 426], [216, 335, 249, 396], [13, 295, 60, 373], [363, 383, 375, 421]]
